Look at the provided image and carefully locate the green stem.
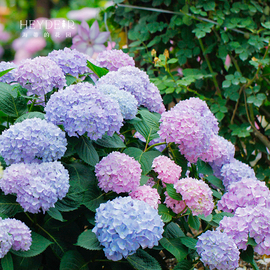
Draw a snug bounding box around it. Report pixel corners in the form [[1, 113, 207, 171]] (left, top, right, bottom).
[[29, 99, 36, 112], [145, 142, 167, 152]]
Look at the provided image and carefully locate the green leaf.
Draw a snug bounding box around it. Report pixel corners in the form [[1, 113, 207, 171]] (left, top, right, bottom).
[[188, 214, 200, 230], [76, 136, 99, 167], [205, 175, 224, 190], [198, 214, 213, 222], [15, 112, 45, 123], [0, 68, 14, 78], [95, 133, 126, 148], [240, 245, 260, 270], [140, 175, 150, 186], [129, 40, 142, 47], [180, 237, 197, 250], [164, 222, 185, 238], [247, 237, 257, 247], [139, 109, 161, 131], [76, 230, 102, 250], [222, 80, 231, 88], [65, 75, 77, 86], [127, 249, 162, 270], [0, 195, 23, 217], [211, 212, 233, 225], [174, 260, 194, 270], [60, 250, 88, 270], [160, 238, 188, 262], [1, 253, 13, 270], [167, 58, 178, 64], [158, 204, 173, 223], [166, 184, 182, 201], [83, 187, 106, 212], [11, 232, 52, 258], [196, 159, 213, 176], [47, 207, 65, 222], [86, 60, 109, 78]]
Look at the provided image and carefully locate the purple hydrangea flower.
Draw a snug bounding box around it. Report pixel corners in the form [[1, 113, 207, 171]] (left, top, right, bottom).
[[95, 49, 135, 71], [0, 118, 67, 165], [14, 56, 66, 98], [95, 152, 141, 193], [45, 82, 123, 140], [164, 191, 186, 214], [92, 196, 164, 261], [220, 158, 256, 189], [96, 66, 165, 113], [196, 230, 240, 270], [174, 177, 214, 216], [48, 47, 89, 77], [0, 218, 13, 258], [0, 161, 70, 213], [96, 84, 138, 119], [217, 178, 270, 213], [0, 61, 17, 83]]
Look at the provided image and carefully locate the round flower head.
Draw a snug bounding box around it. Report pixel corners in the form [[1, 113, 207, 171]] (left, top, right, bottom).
[[174, 177, 214, 216], [95, 152, 141, 193], [220, 158, 256, 189], [14, 56, 66, 97], [45, 82, 123, 140], [0, 218, 13, 258], [48, 47, 89, 77], [0, 61, 17, 83], [164, 191, 186, 214], [196, 230, 240, 270], [95, 49, 135, 71], [0, 118, 67, 165], [217, 178, 270, 213], [3, 218, 32, 251], [96, 84, 138, 119], [0, 161, 70, 213], [129, 185, 161, 209], [152, 155, 182, 184], [92, 196, 164, 261]]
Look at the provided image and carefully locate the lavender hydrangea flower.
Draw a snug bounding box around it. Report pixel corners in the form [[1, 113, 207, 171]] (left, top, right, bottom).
[[48, 48, 89, 77], [92, 197, 164, 261], [174, 177, 214, 216], [45, 82, 123, 140], [95, 49, 135, 71], [0, 61, 17, 83], [95, 152, 141, 193], [217, 178, 270, 213], [196, 230, 240, 270], [0, 118, 67, 165], [96, 84, 138, 119], [0, 161, 70, 213], [0, 218, 13, 258], [14, 56, 66, 97], [164, 191, 186, 214]]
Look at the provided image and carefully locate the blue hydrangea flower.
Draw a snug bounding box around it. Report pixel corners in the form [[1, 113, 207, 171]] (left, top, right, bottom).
[[0, 118, 67, 165], [0, 161, 70, 213], [0, 218, 13, 258], [48, 48, 89, 77], [0, 61, 17, 83], [196, 230, 240, 270], [92, 197, 164, 261], [45, 82, 123, 140], [96, 84, 138, 119]]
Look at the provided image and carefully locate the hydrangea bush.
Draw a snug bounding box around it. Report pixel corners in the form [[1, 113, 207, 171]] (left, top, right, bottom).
[[0, 45, 268, 270]]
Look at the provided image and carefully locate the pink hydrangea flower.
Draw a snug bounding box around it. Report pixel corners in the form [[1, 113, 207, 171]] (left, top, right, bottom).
[[152, 155, 182, 184], [95, 152, 142, 193], [164, 191, 186, 214], [129, 185, 160, 209], [174, 178, 214, 216]]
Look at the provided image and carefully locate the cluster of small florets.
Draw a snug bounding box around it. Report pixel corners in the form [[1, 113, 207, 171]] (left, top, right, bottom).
[[164, 191, 186, 214], [45, 82, 123, 140], [95, 49, 135, 71], [174, 177, 214, 216], [129, 185, 160, 209], [152, 155, 182, 184], [14, 56, 66, 97], [0, 161, 70, 213], [95, 152, 142, 193], [92, 197, 164, 261], [48, 48, 89, 77], [0, 118, 67, 165], [0, 61, 17, 83], [96, 84, 138, 119], [196, 230, 240, 270], [96, 66, 165, 113], [0, 217, 32, 258]]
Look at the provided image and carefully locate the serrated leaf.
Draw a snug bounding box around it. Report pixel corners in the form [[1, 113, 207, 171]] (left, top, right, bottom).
[[188, 214, 200, 230], [95, 133, 126, 148], [15, 112, 45, 123], [47, 207, 65, 222], [76, 230, 102, 250], [0, 195, 23, 217], [158, 204, 173, 223], [180, 237, 198, 250], [139, 109, 161, 131], [60, 250, 88, 270], [87, 60, 109, 78], [1, 253, 13, 270], [164, 222, 185, 238], [166, 184, 182, 201]]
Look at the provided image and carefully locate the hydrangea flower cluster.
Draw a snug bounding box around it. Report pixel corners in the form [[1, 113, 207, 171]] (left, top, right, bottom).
[[0, 218, 13, 258], [95, 152, 142, 193], [218, 178, 270, 213], [48, 48, 89, 77], [96, 66, 164, 113], [164, 191, 186, 214], [95, 49, 135, 71], [152, 155, 182, 184], [96, 84, 138, 119], [45, 82, 123, 140], [129, 185, 161, 209], [174, 177, 214, 216], [0, 161, 70, 213], [92, 197, 164, 261], [0, 61, 17, 83], [196, 230, 240, 270], [0, 118, 67, 165], [14, 56, 66, 97]]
